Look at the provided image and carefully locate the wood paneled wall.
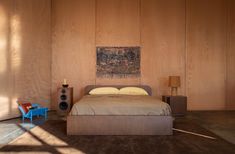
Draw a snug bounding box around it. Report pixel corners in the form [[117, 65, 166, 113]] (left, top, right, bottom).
[[0, 0, 51, 120], [51, 0, 96, 108], [52, 0, 235, 110], [1, 0, 234, 120], [96, 0, 140, 46], [95, 0, 141, 85], [226, 0, 235, 109], [141, 0, 186, 97], [186, 0, 227, 110]]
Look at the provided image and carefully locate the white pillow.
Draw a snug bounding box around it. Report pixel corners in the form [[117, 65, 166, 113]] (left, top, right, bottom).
[[89, 87, 119, 95], [119, 87, 149, 95]]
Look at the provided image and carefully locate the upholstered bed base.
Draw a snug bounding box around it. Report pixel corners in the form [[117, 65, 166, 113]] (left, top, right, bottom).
[[67, 85, 173, 135], [67, 115, 173, 135]]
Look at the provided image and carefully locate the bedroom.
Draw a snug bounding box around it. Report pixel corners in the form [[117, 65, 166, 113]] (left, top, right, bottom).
[[0, 0, 235, 153]]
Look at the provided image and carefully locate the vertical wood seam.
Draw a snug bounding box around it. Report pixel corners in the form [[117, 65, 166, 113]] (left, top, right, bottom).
[[139, 0, 142, 85], [95, 0, 97, 85], [12, 0, 16, 103], [50, 0, 53, 107], [185, 0, 188, 98], [225, 0, 231, 109], [225, 0, 228, 109]]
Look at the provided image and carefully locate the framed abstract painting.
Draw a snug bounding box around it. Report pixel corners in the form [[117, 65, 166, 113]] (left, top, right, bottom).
[[96, 47, 140, 78]]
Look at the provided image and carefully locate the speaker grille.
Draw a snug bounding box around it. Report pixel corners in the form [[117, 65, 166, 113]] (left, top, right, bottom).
[[57, 87, 73, 116], [59, 102, 68, 110], [60, 94, 67, 100], [61, 89, 66, 93]]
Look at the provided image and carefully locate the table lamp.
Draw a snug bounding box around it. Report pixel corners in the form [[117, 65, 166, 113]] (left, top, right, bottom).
[[169, 76, 180, 96]]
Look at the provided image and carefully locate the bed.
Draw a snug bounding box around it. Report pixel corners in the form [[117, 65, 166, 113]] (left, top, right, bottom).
[[67, 85, 173, 135]]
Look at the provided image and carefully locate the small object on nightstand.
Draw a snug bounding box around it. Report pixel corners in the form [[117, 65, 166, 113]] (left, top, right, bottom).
[[162, 95, 187, 116], [168, 76, 180, 96], [62, 79, 69, 88]]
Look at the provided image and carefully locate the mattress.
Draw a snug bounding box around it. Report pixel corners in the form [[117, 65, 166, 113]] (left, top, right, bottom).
[[70, 95, 171, 116]]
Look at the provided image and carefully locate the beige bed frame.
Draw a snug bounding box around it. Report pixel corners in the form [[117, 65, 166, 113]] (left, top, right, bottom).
[[67, 85, 173, 135]]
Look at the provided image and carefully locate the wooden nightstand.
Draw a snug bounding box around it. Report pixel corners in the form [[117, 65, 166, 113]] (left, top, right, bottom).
[[162, 95, 187, 116]]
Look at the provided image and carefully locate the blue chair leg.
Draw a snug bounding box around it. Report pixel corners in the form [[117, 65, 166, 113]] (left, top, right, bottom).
[[44, 110, 47, 120], [30, 112, 33, 123], [22, 116, 24, 123]]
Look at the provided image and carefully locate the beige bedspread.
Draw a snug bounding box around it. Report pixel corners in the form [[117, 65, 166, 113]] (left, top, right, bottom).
[[70, 95, 171, 116]]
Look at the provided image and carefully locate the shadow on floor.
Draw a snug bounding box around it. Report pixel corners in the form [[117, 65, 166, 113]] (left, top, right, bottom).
[[1, 118, 235, 154]]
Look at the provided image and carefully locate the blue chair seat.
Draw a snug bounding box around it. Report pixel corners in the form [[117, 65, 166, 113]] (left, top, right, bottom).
[[18, 103, 48, 123]]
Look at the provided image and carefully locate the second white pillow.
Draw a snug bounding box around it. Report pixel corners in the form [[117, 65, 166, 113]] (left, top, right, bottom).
[[119, 87, 149, 95]]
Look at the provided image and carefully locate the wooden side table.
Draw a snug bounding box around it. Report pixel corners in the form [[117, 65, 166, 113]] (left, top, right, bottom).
[[162, 95, 187, 116]]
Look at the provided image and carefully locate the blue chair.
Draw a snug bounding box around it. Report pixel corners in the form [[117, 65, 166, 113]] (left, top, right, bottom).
[[18, 103, 48, 123]]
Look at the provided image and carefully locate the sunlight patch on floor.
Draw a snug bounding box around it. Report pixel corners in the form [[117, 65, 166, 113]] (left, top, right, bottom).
[[5, 125, 85, 154], [8, 131, 43, 146], [57, 147, 85, 154], [29, 126, 68, 146]]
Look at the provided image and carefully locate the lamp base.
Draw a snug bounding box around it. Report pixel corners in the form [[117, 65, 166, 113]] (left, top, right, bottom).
[[171, 87, 178, 96]]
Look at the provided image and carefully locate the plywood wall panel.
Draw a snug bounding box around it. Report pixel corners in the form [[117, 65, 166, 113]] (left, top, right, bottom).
[[95, 0, 141, 86], [0, 0, 51, 120], [52, 0, 96, 108], [96, 78, 140, 85], [96, 0, 140, 46], [0, 0, 14, 120], [141, 0, 186, 97], [226, 0, 235, 110], [51, 0, 231, 110], [186, 0, 227, 110], [13, 0, 51, 106]]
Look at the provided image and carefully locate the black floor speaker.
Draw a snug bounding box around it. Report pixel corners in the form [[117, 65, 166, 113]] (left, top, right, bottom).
[[57, 87, 73, 116]]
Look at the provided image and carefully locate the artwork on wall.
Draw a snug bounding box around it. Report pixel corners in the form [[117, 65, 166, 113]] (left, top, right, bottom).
[[96, 47, 140, 78]]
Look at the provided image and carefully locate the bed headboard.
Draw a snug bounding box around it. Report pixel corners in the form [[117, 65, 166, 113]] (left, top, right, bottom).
[[84, 85, 152, 96]]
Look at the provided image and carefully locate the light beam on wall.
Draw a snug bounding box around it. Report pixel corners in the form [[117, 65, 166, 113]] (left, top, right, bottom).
[[11, 97, 20, 117], [0, 96, 10, 120], [0, 5, 7, 73], [0, 4, 22, 120], [9, 13, 22, 119], [10, 14, 21, 70]]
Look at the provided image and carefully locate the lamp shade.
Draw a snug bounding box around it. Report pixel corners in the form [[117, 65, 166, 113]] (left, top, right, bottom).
[[169, 76, 180, 87]]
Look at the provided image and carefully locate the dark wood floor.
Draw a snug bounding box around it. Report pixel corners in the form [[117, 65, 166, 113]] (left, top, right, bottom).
[[0, 111, 234, 154], [182, 111, 235, 144]]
